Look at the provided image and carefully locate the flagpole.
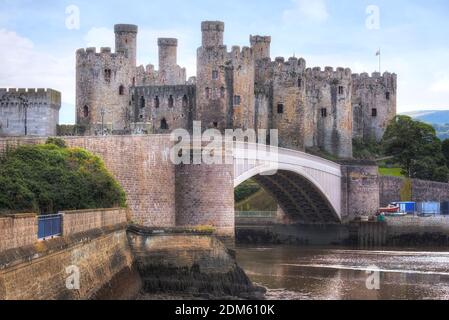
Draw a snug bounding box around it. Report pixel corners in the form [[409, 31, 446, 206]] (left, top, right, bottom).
[[378, 48, 381, 73]]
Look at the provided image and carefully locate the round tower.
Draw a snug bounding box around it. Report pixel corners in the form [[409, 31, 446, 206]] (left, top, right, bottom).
[[201, 21, 224, 47], [158, 38, 178, 85], [250, 35, 271, 60], [114, 24, 138, 67]]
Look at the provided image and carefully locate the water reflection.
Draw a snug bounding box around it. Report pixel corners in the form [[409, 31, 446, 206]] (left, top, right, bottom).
[[236, 246, 449, 300]]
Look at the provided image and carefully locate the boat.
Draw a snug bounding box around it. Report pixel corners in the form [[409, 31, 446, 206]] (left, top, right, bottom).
[[378, 204, 400, 214]]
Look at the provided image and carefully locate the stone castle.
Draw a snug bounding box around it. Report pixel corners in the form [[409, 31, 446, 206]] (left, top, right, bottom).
[[76, 21, 397, 158]]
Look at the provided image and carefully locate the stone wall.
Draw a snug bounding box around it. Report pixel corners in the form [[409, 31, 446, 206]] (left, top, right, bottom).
[[0, 136, 177, 228], [130, 85, 195, 134], [127, 229, 262, 298], [341, 162, 380, 220], [0, 88, 61, 137], [380, 176, 449, 206], [0, 227, 134, 300], [0, 214, 37, 252], [62, 208, 128, 236], [175, 162, 235, 239]]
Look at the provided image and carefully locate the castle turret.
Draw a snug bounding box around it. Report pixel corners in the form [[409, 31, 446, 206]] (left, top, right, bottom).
[[115, 24, 138, 67], [157, 38, 186, 85], [250, 35, 271, 61], [201, 21, 224, 47], [305, 67, 353, 158], [352, 72, 397, 142]]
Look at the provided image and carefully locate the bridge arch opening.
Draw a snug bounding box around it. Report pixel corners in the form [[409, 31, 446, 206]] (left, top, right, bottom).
[[234, 168, 341, 225]]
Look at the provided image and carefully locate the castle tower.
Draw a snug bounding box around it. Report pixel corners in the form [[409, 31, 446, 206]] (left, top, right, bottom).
[[196, 21, 229, 131], [76, 24, 138, 135], [157, 38, 186, 85], [201, 21, 224, 47], [305, 67, 353, 158], [250, 35, 271, 61], [352, 72, 397, 142], [114, 24, 138, 68], [270, 57, 307, 150]]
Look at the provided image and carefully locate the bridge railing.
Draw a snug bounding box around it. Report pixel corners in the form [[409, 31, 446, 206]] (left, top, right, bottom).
[[235, 211, 277, 218]]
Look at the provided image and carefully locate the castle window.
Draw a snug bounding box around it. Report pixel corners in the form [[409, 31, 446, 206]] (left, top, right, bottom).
[[234, 95, 241, 106], [338, 86, 344, 95], [220, 87, 225, 98], [212, 70, 219, 80], [160, 118, 169, 130], [132, 77, 136, 86], [182, 95, 188, 108], [298, 78, 302, 88], [139, 114, 143, 120], [205, 87, 210, 99], [372, 108, 378, 117], [83, 105, 89, 118], [154, 96, 160, 108], [213, 122, 218, 128], [140, 96, 145, 108], [104, 69, 112, 83], [168, 95, 174, 108], [277, 104, 284, 114], [321, 108, 327, 117], [386, 92, 390, 100], [119, 85, 125, 95]]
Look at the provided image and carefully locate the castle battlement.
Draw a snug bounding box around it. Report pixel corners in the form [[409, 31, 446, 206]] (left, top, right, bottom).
[[73, 20, 397, 158], [0, 88, 61, 97], [352, 72, 397, 88], [158, 38, 178, 47], [76, 47, 123, 59], [227, 46, 253, 63], [0, 88, 61, 109], [250, 35, 271, 44], [305, 66, 352, 80]]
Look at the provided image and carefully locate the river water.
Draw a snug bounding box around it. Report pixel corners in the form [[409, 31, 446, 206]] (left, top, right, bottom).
[[235, 245, 449, 300]]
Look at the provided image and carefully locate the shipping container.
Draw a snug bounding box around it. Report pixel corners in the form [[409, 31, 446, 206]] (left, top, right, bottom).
[[392, 202, 416, 214], [441, 202, 449, 215], [417, 202, 440, 215]]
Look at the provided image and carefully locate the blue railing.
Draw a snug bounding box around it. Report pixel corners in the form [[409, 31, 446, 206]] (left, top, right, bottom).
[[38, 214, 62, 240]]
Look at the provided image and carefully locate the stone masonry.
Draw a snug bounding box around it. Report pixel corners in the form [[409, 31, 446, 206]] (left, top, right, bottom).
[[76, 20, 397, 159], [0, 88, 61, 137]]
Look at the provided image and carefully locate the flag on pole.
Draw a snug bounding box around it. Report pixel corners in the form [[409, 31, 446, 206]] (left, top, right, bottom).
[[375, 49, 381, 56]]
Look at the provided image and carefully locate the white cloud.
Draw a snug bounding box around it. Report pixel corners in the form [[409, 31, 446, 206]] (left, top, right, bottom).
[[84, 27, 115, 48], [430, 77, 449, 93], [0, 29, 75, 106], [283, 0, 329, 23]]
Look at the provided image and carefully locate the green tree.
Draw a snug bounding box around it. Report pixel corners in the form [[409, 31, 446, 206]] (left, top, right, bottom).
[[382, 115, 448, 182], [441, 139, 449, 167], [0, 142, 127, 214]]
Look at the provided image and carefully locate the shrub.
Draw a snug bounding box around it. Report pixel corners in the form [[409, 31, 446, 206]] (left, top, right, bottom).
[[0, 143, 126, 214]]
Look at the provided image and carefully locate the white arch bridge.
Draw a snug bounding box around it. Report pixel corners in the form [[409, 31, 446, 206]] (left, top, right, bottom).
[[233, 143, 343, 224]]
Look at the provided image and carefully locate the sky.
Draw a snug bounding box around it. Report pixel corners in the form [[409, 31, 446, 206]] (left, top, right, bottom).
[[0, 0, 448, 124]]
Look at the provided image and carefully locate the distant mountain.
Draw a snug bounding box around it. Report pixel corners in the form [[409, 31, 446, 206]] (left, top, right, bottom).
[[402, 110, 449, 140], [402, 110, 449, 125]]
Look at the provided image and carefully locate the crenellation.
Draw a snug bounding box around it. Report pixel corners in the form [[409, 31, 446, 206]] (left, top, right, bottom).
[[71, 20, 397, 159], [0, 88, 61, 137]]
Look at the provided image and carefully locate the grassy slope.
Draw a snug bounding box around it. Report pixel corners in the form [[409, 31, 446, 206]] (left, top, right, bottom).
[[379, 167, 404, 177], [235, 189, 277, 211]]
